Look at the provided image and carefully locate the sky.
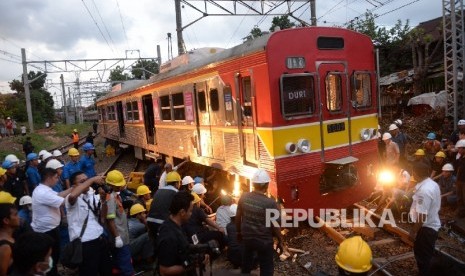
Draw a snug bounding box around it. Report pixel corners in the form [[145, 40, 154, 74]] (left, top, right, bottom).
[[0, 0, 442, 107]]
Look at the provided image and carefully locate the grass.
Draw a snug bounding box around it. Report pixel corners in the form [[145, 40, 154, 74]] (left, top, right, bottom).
[[53, 123, 93, 137], [0, 133, 56, 161]]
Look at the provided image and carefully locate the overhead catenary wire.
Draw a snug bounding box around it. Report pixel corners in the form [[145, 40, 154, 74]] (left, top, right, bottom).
[[81, 0, 115, 54], [114, 0, 129, 49], [90, 0, 117, 52]]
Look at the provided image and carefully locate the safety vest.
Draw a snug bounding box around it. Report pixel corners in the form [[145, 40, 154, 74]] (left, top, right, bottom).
[[72, 133, 79, 143]]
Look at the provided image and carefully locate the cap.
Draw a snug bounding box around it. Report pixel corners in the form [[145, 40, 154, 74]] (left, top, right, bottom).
[[19, 195, 32, 206], [5, 154, 20, 164], [136, 185, 151, 196], [182, 176, 195, 186], [394, 119, 402, 126], [68, 148, 80, 156], [382, 132, 392, 140], [192, 183, 207, 195], [435, 151, 446, 158], [388, 124, 398, 131], [42, 152, 53, 160], [38, 150, 48, 158], [442, 163, 454, 171], [46, 159, 64, 170], [26, 153, 39, 162], [427, 132, 436, 140], [2, 160, 15, 169], [129, 203, 146, 216], [52, 149, 62, 157], [456, 139, 465, 148], [414, 149, 425, 156], [82, 142, 95, 151]]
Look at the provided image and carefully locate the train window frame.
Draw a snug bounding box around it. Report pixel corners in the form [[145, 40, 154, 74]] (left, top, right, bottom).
[[210, 88, 220, 112], [125, 101, 140, 122], [351, 71, 372, 109], [198, 90, 207, 112], [325, 73, 343, 113], [279, 73, 316, 119], [242, 77, 253, 117], [172, 92, 186, 121], [107, 105, 116, 121], [160, 95, 172, 121]]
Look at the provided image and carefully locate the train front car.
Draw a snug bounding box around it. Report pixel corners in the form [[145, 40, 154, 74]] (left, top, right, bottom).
[[260, 27, 378, 210]]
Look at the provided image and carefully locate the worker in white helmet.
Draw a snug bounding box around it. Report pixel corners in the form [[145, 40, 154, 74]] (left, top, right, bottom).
[[382, 132, 399, 168], [236, 168, 283, 275]]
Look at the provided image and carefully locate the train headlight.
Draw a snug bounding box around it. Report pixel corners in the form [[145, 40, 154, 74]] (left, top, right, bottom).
[[360, 128, 371, 140], [297, 139, 311, 153], [378, 170, 396, 186], [285, 142, 297, 154]]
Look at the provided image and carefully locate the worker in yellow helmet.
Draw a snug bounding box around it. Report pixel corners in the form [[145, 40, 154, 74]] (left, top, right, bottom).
[[62, 148, 81, 189], [136, 185, 153, 212]]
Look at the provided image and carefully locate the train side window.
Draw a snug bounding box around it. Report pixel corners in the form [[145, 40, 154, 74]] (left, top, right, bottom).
[[98, 107, 104, 121], [352, 72, 372, 108], [107, 105, 116, 120], [326, 73, 342, 112], [172, 92, 185, 121], [160, 95, 171, 121], [223, 86, 234, 123], [126, 101, 139, 122], [126, 102, 133, 121], [198, 91, 207, 112], [280, 74, 315, 118], [242, 77, 252, 117], [210, 89, 219, 112]]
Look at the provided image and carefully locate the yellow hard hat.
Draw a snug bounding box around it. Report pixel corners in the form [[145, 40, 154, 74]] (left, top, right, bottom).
[[0, 191, 16, 204], [191, 192, 201, 204], [105, 170, 126, 186], [166, 171, 181, 183], [335, 236, 372, 273], [73, 129, 78, 132], [129, 203, 146, 216], [414, 149, 425, 156], [435, 151, 446, 158], [0, 167, 6, 177], [136, 185, 151, 196], [68, 148, 80, 156]]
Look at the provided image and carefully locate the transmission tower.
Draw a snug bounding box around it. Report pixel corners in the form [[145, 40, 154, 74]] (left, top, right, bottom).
[[443, 0, 465, 127]]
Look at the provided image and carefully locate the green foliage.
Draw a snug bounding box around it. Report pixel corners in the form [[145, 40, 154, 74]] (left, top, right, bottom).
[[131, 59, 159, 80], [269, 15, 296, 32], [108, 65, 130, 82], [53, 122, 92, 137], [243, 26, 264, 41]]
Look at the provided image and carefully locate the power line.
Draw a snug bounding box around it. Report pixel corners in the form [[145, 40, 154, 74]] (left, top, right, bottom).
[[90, 0, 117, 51], [114, 0, 129, 49], [81, 0, 115, 54], [375, 0, 421, 18]]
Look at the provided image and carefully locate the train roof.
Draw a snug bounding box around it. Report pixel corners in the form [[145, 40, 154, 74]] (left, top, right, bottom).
[[97, 32, 272, 102]]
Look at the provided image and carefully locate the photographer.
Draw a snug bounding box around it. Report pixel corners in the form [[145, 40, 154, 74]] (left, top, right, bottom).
[[155, 191, 209, 276], [66, 171, 111, 275]]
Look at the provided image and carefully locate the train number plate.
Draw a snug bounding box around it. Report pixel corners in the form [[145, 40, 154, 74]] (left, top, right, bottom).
[[327, 122, 345, 133]]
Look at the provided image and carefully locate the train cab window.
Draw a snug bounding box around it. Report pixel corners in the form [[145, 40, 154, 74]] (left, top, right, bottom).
[[160, 95, 171, 121], [98, 107, 104, 121], [198, 91, 207, 112], [326, 73, 342, 112], [126, 101, 139, 121], [210, 89, 219, 112], [280, 74, 315, 118], [172, 92, 185, 121], [352, 72, 372, 108], [242, 77, 252, 117], [107, 105, 116, 120]]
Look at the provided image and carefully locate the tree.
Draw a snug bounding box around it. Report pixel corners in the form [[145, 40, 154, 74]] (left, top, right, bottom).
[[243, 26, 264, 41], [131, 59, 159, 79], [269, 15, 295, 32], [108, 65, 130, 82]]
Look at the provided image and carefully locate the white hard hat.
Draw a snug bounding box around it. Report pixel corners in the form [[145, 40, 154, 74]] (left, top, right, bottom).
[[52, 149, 62, 157], [19, 195, 32, 206], [394, 119, 403, 126], [45, 159, 64, 170], [442, 163, 454, 171], [192, 183, 207, 195], [42, 152, 53, 160], [5, 154, 20, 164], [382, 132, 392, 140], [38, 150, 48, 158], [252, 169, 271, 184], [458, 119, 465, 126], [182, 176, 195, 186], [388, 124, 398, 131], [456, 139, 465, 148], [229, 204, 238, 217]]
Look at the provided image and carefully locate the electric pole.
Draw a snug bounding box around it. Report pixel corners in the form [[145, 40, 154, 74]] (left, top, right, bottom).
[[175, 0, 186, 55], [21, 48, 34, 133], [60, 74, 68, 124]]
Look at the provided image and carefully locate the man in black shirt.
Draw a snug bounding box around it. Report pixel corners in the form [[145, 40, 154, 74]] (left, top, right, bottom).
[[22, 137, 34, 156], [155, 191, 198, 275], [237, 169, 283, 276], [143, 158, 163, 192]]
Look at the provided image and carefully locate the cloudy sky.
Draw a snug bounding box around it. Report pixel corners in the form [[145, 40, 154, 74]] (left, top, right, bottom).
[[0, 0, 442, 105]]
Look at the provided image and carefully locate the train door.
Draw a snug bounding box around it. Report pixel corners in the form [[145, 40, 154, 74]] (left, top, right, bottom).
[[207, 78, 225, 160], [317, 62, 351, 160], [236, 73, 258, 165], [116, 101, 125, 137], [142, 94, 155, 144], [195, 82, 213, 158]]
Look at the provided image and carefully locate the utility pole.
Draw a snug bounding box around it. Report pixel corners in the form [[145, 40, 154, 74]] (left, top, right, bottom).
[[175, 0, 186, 55], [21, 48, 34, 133], [76, 78, 83, 124], [310, 0, 317, 26], [60, 74, 68, 124]]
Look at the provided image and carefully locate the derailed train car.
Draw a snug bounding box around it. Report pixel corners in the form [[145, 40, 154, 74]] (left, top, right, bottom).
[[96, 27, 379, 210]]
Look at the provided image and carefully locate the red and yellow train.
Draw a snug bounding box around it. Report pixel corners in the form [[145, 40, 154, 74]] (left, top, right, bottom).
[[96, 26, 379, 210]]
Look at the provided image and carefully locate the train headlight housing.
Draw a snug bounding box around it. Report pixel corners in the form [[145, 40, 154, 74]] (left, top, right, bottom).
[[360, 128, 371, 140], [285, 142, 297, 154], [297, 139, 311, 153]]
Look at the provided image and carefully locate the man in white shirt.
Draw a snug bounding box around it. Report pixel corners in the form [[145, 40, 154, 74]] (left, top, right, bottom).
[[409, 162, 441, 276], [31, 167, 73, 276], [158, 157, 189, 189], [66, 171, 111, 275]]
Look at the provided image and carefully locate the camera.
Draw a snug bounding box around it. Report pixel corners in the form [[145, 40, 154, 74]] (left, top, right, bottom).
[[91, 183, 112, 194], [183, 240, 221, 271]]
